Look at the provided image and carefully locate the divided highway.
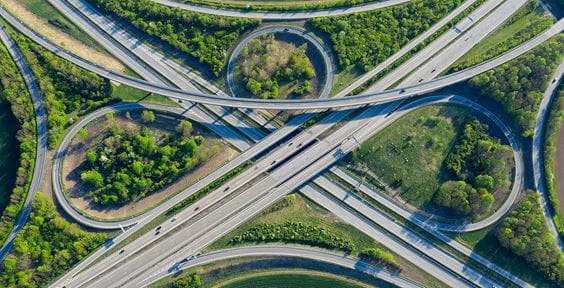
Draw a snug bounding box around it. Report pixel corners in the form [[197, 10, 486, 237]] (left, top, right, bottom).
[[1, 5, 562, 109], [0, 25, 48, 260]]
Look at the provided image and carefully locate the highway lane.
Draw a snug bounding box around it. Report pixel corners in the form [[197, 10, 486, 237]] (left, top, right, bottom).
[[1, 5, 561, 109], [140, 245, 422, 288], [151, 0, 410, 19], [63, 0, 277, 132], [48, 0, 264, 144], [397, 0, 529, 87], [0, 24, 48, 261], [365, 0, 505, 92], [533, 61, 564, 250], [226, 25, 334, 99], [334, 0, 485, 97]]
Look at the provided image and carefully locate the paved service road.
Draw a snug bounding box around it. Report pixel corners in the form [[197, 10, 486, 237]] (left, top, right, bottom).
[[533, 62, 564, 250], [1, 5, 561, 109], [139, 245, 422, 288], [151, 0, 410, 19], [0, 25, 48, 260], [226, 25, 334, 99]]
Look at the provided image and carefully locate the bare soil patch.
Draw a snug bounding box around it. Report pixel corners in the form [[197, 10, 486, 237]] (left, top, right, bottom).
[[1, 0, 125, 72], [62, 110, 237, 220]]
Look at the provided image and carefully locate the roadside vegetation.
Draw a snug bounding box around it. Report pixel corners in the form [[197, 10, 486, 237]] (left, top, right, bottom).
[[0, 42, 37, 251], [201, 271, 369, 288], [309, 0, 464, 72], [496, 193, 564, 286], [0, 193, 107, 287], [13, 33, 115, 148], [468, 35, 564, 137], [450, 0, 554, 72], [178, 0, 379, 12], [345, 105, 512, 219], [543, 86, 564, 235], [80, 116, 213, 205], [88, 0, 260, 75], [238, 34, 316, 99], [0, 103, 20, 212]]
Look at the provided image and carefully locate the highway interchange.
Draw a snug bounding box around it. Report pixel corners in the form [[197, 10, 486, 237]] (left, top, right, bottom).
[[0, 0, 562, 287]]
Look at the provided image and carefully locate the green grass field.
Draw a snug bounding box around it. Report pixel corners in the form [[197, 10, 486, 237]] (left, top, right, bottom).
[[19, 0, 105, 51], [344, 104, 471, 207], [208, 270, 368, 288], [111, 83, 178, 106], [0, 102, 20, 213]]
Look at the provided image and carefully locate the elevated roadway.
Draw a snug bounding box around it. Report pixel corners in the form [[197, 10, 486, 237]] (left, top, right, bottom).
[[1, 5, 562, 109], [151, 0, 410, 19]]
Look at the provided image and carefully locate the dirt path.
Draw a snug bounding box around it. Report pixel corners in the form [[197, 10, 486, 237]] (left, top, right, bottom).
[[555, 124, 564, 216], [1, 0, 125, 72]]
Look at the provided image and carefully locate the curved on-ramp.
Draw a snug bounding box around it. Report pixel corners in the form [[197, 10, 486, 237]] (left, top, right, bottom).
[[138, 245, 422, 288], [151, 0, 410, 19], [0, 6, 562, 110], [0, 25, 48, 259], [226, 25, 334, 99]]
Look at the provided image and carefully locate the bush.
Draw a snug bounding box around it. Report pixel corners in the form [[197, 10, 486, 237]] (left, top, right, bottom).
[[359, 248, 401, 272], [230, 221, 355, 253], [170, 273, 201, 288], [496, 193, 564, 286]]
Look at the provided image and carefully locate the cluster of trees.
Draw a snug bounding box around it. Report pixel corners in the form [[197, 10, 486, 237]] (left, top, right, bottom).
[[358, 248, 401, 272], [543, 87, 564, 235], [0, 43, 37, 250], [496, 193, 564, 286], [81, 119, 205, 205], [14, 34, 113, 148], [90, 0, 259, 75], [230, 221, 354, 253], [469, 36, 564, 136], [309, 0, 463, 71], [242, 34, 315, 99], [170, 273, 202, 288], [0, 193, 106, 287], [433, 120, 512, 216]]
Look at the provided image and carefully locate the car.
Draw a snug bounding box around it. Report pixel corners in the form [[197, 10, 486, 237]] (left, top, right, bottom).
[[283, 28, 289, 32], [155, 230, 160, 236], [399, 89, 406, 94], [171, 217, 177, 223], [194, 207, 200, 211], [119, 249, 125, 255], [418, 78, 424, 83], [553, 78, 557, 83], [156, 226, 162, 231], [224, 186, 230, 192], [271, 160, 277, 165]]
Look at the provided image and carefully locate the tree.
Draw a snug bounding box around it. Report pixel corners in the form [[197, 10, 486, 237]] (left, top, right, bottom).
[[141, 110, 155, 123], [78, 128, 88, 140], [176, 120, 193, 138], [81, 170, 103, 188]]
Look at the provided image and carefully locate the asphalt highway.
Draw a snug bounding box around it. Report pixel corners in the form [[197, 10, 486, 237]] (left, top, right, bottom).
[[226, 25, 334, 99], [533, 62, 564, 250], [48, 0, 266, 143], [0, 25, 48, 261], [151, 0, 410, 19], [366, 0, 505, 92], [140, 245, 422, 288], [1, 5, 561, 109], [335, 0, 485, 97]]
